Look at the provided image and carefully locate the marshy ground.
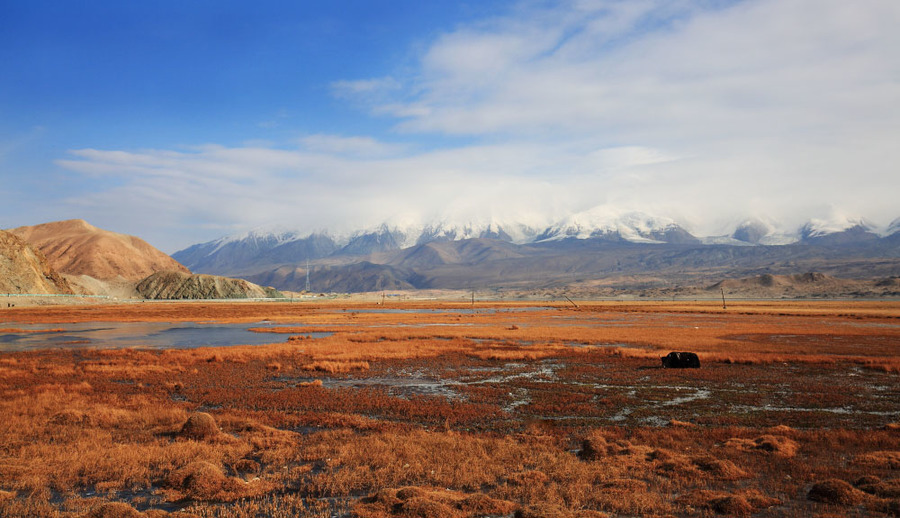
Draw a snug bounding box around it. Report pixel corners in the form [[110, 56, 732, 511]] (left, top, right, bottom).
[[1, 300, 899, 517]]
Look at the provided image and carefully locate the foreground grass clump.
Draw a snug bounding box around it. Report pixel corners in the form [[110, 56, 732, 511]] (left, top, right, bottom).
[[0, 300, 899, 517], [178, 413, 220, 440]]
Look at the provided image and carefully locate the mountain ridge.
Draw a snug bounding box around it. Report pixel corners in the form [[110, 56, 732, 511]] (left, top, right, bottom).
[[174, 212, 900, 287], [10, 219, 190, 282]]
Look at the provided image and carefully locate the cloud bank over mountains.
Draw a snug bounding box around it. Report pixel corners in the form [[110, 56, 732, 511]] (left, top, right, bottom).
[[53, 0, 900, 252]]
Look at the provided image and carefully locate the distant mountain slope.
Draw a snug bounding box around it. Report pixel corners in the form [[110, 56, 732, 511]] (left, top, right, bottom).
[[706, 272, 900, 298], [173, 210, 700, 276], [245, 262, 415, 293], [174, 211, 900, 293], [800, 222, 881, 245], [172, 230, 338, 277], [135, 270, 283, 300], [254, 236, 900, 293], [0, 230, 73, 295], [10, 219, 190, 281]]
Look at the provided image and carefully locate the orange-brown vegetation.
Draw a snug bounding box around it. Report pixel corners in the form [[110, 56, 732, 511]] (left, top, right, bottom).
[[301, 361, 370, 373], [807, 478, 868, 506], [177, 413, 220, 440], [0, 300, 899, 517]]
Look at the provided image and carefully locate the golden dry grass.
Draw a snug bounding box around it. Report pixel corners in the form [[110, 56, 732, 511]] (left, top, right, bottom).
[[0, 300, 899, 517]]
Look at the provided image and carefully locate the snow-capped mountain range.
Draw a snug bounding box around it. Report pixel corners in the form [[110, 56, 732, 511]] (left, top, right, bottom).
[[172, 209, 900, 278]]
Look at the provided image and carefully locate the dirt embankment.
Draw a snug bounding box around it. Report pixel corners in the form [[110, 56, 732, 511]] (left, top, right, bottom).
[[135, 270, 284, 300]]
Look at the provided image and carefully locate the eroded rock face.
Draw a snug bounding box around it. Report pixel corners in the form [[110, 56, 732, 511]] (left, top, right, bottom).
[[136, 270, 283, 299], [0, 230, 73, 295]]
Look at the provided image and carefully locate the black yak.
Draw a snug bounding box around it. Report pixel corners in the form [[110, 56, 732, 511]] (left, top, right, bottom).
[[661, 351, 700, 368]]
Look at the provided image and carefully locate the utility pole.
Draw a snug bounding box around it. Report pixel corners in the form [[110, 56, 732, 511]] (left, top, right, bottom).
[[305, 259, 311, 293], [721, 287, 727, 310]]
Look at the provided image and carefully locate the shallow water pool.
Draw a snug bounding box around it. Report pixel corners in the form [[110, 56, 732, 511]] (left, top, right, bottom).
[[0, 322, 326, 351]]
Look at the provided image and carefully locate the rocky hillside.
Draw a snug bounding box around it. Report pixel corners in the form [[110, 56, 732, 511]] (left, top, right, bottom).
[[10, 219, 190, 281], [0, 230, 73, 295], [135, 270, 283, 300], [706, 272, 876, 298]]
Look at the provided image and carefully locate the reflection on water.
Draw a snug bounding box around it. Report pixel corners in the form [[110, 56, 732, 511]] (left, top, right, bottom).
[[0, 322, 326, 351]]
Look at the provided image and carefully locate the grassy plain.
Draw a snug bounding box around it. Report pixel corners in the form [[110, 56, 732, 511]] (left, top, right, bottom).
[[0, 300, 898, 517]]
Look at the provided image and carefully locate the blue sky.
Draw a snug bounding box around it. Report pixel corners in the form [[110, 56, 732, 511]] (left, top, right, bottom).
[[2, 0, 899, 252]]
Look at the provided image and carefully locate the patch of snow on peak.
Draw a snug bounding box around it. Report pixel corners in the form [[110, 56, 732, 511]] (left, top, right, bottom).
[[800, 214, 874, 239], [208, 225, 311, 255], [886, 217, 900, 236], [540, 208, 682, 243], [726, 217, 798, 245]]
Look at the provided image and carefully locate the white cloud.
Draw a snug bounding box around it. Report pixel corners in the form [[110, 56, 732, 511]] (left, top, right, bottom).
[[393, 0, 898, 145], [52, 0, 900, 250], [299, 134, 407, 158]]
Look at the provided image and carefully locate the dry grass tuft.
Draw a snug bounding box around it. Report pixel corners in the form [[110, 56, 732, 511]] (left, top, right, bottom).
[[50, 408, 95, 426], [0, 490, 15, 503], [691, 457, 748, 480], [677, 489, 781, 516], [807, 479, 867, 506], [854, 450, 900, 469], [82, 502, 143, 518], [709, 495, 753, 516], [514, 504, 607, 518], [165, 461, 256, 502], [302, 360, 370, 373], [455, 493, 517, 516], [579, 431, 633, 460], [394, 497, 460, 518], [178, 412, 220, 440], [357, 486, 514, 518], [752, 434, 800, 456], [766, 424, 796, 434], [579, 432, 611, 460], [515, 504, 572, 518], [855, 476, 900, 498], [298, 379, 323, 387], [726, 434, 799, 457]]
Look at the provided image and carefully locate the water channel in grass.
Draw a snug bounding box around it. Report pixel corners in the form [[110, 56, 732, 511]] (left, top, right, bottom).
[[0, 321, 330, 351]]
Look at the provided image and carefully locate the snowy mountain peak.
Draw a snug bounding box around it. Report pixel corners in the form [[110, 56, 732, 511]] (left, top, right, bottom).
[[800, 215, 875, 240], [886, 217, 900, 236], [727, 218, 799, 245], [536, 209, 695, 244], [208, 225, 312, 255]]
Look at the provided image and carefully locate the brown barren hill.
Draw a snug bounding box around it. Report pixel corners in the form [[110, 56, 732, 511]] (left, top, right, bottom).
[[9, 219, 189, 281], [0, 230, 73, 294], [707, 272, 867, 298], [136, 270, 283, 299]]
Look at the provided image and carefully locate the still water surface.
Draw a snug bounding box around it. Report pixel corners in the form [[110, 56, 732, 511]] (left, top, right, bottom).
[[0, 322, 323, 351]]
